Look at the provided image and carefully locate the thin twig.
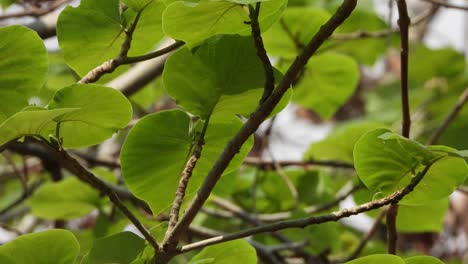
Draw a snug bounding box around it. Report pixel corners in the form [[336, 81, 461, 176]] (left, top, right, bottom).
[[427, 88, 468, 145], [40, 142, 160, 251], [252, 183, 359, 222], [177, 159, 439, 253], [244, 157, 355, 169], [0, 181, 42, 216], [248, 3, 275, 104], [331, 8, 431, 41], [78, 5, 184, 85], [0, 0, 70, 20], [387, 0, 411, 255], [211, 196, 321, 263], [165, 118, 210, 238], [267, 149, 299, 210], [162, 1, 358, 254], [2, 152, 27, 194], [421, 0, 468, 10]]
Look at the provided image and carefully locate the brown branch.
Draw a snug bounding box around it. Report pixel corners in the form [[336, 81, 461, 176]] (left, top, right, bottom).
[[248, 3, 275, 104], [0, 181, 42, 216], [39, 142, 160, 251], [387, 0, 411, 255], [161, 1, 358, 254], [165, 119, 209, 237], [421, 0, 468, 10], [177, 159, 438, 253], [78, 6, 184, 85], [210, 196, 322, 263], [244, 157, 355, 169], [0, 0, 70, 20], [245, 183, 359, 222], [331, 8, 431, 41], [427, 88, 468, 145]]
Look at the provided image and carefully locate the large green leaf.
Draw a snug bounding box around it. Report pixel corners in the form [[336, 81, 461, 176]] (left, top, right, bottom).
[[47, 84, 132, 148], [0, 107, 78, 147], [162, 0, 287, 47], [0, 229, 80, 264], [401, 156, 467, 205], [57, 0, 165, 76], [163, 35, 278, 119], [345, 254, 405, 264], [354, 129, 437, 196], [88, 232, 145, 264], [263, 7, 331, 58], [0, 26, 48, 119], [397, 199, 449, 233], [28, 178, 102, 220], [404, 256, 445, 264], [121, 110, 253, 214], [304, 121, 385, 163], [189, 240, 257, 264], [293, 52, 359, 119]]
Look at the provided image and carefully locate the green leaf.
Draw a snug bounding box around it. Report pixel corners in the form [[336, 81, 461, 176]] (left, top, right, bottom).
[[47, 84, 132, 148], [189, 240, 257, 264], [409, 45, 465, 83], [293, 52, 359, 119], [163, 35, 279, 119], [0, 25, 48, 118], [304, 121, 385, 163], [0, 107, 78, 147], [57, 0, 165, 76], [0, 229, 80, 264], [263, 7, 331, 58], [88, 232, 146, 264], [401, 157, 467, 205], [162, 0, 287, 47], [397, 199, 449, 232], [354, 129, 437, 196], [345, 254, 405, 264], [121, 110, 253, 214], [28, 178, 102, 220], [404, 256, 445, 264]]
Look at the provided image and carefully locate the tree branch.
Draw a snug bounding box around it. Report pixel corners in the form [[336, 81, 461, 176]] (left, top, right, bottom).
[[78, 8, 184, 85], [244, 157, 355, 169], [165, 118, 210, 237], [421, 0, 468, 10], [39, 142, 160, 251], [162, 0, 358, 252], [0, 0, 71, 20], [387, 0, 411, 255], [331, 7, 431, 41], [248, 3, 275, 103], [177, 159, 437, 253]]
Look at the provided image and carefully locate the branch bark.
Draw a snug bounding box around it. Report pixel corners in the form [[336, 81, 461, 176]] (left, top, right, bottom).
[[161, 0, 358, 253], [387, 0, 411, 255], [177, 159, 437, 253]]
